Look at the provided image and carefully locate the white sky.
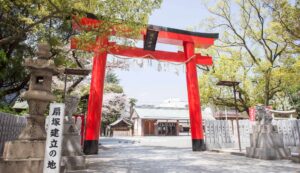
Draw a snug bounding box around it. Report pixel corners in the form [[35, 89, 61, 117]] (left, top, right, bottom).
[[112, 0, 213, 105]]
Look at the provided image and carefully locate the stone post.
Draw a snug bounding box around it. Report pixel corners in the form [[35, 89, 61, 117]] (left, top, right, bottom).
[[0, 44, 59, 173], [246, 106, 290, 160], [60, 95, 86, 171]]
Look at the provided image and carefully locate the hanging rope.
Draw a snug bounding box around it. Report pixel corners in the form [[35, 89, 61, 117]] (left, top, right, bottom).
[[107, 50, 197, 66]]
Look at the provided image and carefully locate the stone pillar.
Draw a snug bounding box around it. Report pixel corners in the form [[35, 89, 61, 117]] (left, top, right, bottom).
[[246, 106, 290, 160], [0, 44, 59, 173], [61, 95, 86, 171]]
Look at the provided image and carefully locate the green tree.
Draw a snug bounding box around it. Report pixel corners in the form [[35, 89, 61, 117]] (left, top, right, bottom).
[[104, 71, 123, 93], [201, 0, 297, 110], [198, 51, 254, 113], [105, 71, 120, 84], [0, 0, 162, 106], [265, 0, 300, 52], [129, 98, 138, 117], [265, 0, 300, 114]]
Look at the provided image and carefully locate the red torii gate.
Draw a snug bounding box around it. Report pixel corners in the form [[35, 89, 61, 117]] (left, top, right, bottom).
[[71, 16, 218, 154]]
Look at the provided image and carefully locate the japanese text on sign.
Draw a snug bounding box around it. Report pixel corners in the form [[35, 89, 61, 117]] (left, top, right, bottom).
[[43, 103, 65, 173]]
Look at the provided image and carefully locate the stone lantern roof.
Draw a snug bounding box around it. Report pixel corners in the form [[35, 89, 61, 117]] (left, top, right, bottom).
[[24, 43, 60, 75], [24, 58, 60, 75]]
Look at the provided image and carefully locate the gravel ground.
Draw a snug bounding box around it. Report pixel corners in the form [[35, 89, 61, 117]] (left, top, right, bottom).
[[68, 136, 300, 173]]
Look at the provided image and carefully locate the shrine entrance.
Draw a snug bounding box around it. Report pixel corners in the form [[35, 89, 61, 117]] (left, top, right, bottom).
[[71, 16, 218, 155], [157, 122, 177, 136]]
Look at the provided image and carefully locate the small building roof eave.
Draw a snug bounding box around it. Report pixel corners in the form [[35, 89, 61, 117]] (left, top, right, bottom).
[[109, 118, 132, 127]]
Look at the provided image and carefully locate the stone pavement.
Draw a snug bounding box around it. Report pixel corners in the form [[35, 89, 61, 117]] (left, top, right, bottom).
[[68, 136, 300, 173]]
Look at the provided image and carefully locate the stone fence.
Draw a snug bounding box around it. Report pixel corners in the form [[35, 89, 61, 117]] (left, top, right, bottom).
[[0, 112, 27, 156], [204, 119, 300, 151], [3, 111, 299, 154], [0, 112, 84, 157]]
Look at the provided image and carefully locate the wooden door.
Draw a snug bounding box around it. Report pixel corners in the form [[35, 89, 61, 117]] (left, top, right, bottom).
[[143, 120, 155, 136]]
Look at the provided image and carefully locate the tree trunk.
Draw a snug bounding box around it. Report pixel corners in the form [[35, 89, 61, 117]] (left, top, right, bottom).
[[264, 70, 271, 106], [67, 76, 85, 94]]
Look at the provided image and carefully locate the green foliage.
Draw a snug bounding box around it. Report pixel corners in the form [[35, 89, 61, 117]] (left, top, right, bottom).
[[104, 83, 123, 93], [104, 71, 124, 93], [199, 52, 254, 112], [199, 0, 300, 112], [0, 103, 17, 114], [129, 98, 138, 106], [267, 0, 300, 51], [72, 0, 162, 48], [105, 71, 120, 84], [272, 57, 300, 111], [0, 102, 28, 115], [0, 49, 6, 61], [0, 49, 7, 79], [0, 0, 161, 109]]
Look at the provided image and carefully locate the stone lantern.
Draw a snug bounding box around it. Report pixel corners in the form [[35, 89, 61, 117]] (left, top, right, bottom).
[[19, 44, 58, 140], [0, 43, 59, 173]]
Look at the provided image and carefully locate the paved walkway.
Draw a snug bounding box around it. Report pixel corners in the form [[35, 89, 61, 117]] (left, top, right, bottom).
[[69, 136, 300, 173]]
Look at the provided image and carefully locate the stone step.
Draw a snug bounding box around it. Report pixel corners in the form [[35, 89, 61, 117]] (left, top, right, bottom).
[[291, 156, 300, 163], [246, 147, 290, 160], [291, 152, 300, 163], [61, 156, 86, 172], [3, 140, 45, 159], [0, 158, 44, 173]]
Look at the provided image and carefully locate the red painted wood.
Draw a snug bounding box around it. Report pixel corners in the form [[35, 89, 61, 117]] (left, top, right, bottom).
[[72, 17, 102, 31], [73, 17, 216, 48], [151, 30, 215, 48], [184, 42, 204, 140], [71, 38, 213, 66], [85, 40, 108, 141], [109, 45, 213, 65]]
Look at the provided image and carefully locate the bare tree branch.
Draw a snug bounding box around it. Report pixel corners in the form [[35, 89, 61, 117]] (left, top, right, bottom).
[[72, 51, 84, 68], [67, 76, 86, 94], [197, 65, 210, 72]]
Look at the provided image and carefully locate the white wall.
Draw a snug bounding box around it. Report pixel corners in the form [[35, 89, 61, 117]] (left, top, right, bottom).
[[134, 118, 143, 136]]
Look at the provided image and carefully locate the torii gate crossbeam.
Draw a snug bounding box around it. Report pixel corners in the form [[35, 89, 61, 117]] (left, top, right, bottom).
[[71, 16, 219, 154]]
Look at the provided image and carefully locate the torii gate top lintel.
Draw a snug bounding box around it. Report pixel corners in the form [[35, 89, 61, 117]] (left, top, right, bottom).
[[73, 17, 218, 48], [145, 24, 219, 48], [71, 16, 219, 154], [72, 17, 219, 66]]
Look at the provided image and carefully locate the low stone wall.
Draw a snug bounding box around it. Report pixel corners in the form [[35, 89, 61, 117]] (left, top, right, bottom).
[[0, 112, 27, 156], [204, 119, 300, 151], [204, 120, 235, 149], [273, 120, 300, 149], [0, 113, 83, 156]]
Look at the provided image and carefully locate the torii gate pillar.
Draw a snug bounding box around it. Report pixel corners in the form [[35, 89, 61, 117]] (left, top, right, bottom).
[[83, 44, 108, 154], [184, 42, 205, 151]]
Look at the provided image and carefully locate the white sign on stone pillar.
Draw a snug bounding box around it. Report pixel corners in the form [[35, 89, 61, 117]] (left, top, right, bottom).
[[43, 103, 65, 173]]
